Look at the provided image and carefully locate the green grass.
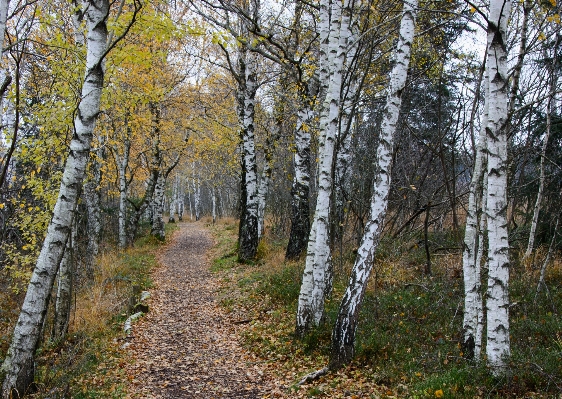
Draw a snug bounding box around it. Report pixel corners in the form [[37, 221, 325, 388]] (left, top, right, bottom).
[[210, 224, 562, 398]]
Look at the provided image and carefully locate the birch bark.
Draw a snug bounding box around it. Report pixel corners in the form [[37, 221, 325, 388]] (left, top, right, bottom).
[[257, 129, 275, 239], [237, 47, 259, 262], [169, 174, 179, 223], [1, 2, 109, 396], [192, 162, 201, 221], [462, 73, 488, 361], [84, 138, 104, 277], [151, 173, 166, 240], [485, 0, 512, 375], [286, 94, 312, 260], [52, 223, 76, 342], [115, 130, 130, 249], [329, 0, 417, 368], [296, 0, 349, 336], [526, 34, 559, 258], [212, 185, 217, 224]]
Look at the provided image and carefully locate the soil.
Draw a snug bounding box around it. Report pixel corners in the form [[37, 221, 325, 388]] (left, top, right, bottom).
[[125, 222, 271, 398]]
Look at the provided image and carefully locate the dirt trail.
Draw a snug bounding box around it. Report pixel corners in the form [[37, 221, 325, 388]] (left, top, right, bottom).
[[125, 222, 269, 398]]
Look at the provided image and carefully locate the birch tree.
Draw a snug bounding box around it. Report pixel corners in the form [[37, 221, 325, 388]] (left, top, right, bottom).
[[329, 0, 418, 367], [462, 71, 488, 361], [0, 1, 128, 395], [236, 45, 260, 262], [484, 0, 512, 375], [296, 0, 352, 337], [525, 33, 559, 258]]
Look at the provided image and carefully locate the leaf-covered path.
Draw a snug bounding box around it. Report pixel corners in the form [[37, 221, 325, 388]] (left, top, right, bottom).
[[125, 222, 269, 398]]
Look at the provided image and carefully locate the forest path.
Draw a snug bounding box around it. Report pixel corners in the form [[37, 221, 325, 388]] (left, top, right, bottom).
[[125, 222, 269, 398]]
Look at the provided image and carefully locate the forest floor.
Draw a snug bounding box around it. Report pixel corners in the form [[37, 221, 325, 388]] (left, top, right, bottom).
[[124, 222, 276, 398]]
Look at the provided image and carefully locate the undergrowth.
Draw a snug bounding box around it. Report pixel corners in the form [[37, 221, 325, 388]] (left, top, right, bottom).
[[211, 222, 562, 398], [0, 223, 178, 398]]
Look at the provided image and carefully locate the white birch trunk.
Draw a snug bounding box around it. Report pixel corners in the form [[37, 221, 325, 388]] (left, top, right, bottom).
[[296, 0, 348, 336], [462, 74, 489, 361], [286, 101, 313, 260], [178, 179, 184, 221], [188, 188, 193, 220], [151, 173, 166, 240], [212, 185, 217, 224], [169, 174, 178, 223], [84, 138, 103, 278], [237, 48, 259, 262], [116, 134, 130, 249], [1, 2, 109, 396], [485, 0, 512, 375], [257, 131, 275, 239], [329, 0, 417, 367], [526, 34, 559, 258], [52, 223, 76, 342]]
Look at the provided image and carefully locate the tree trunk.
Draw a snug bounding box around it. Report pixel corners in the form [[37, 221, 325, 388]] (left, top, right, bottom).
[[151, 173, 166, 241], [296, 0, 349, 337], [178, 178, 184, 221], [525, 33, 559, 258], [485, 0, 512, 375], [329, 0, 417, 368], [116, 134, 130, 249], [237, 48, 259, 262], [257, 128, 275, 239], [212, 185, 217, 224], [462, 71, 488, 361], [169, 174, 178, 223], [84, 140, 104, 278], [286, 99, 312, 260], [192, 162, 201, 221], [1, 2, 109, 396], [51, 224, 76, 342]]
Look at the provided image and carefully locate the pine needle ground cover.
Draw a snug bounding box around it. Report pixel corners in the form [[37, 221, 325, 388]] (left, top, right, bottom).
[[0, 224, 177, 398], [211, 221, 562, 398]]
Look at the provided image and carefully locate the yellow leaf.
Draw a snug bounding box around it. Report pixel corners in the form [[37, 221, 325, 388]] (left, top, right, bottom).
[[435, 389, 444, 398]]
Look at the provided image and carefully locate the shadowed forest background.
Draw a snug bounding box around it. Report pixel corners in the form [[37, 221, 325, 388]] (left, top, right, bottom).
[[0, 0, 561, 397]]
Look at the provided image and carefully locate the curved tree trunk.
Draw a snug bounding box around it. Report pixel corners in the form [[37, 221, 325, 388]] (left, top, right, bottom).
[[329, 0, 417, 368], [1, 2, 109, 396]]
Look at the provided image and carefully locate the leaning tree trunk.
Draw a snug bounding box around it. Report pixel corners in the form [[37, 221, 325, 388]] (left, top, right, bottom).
[[462, 70, 488, 361], [51, 223, 76, 342], [237, 47, 259, 262], [329, 0, 417, 368], [296, 0, 348, 337], [485, 0, 512, 376], [1, 2, 109, 397], [526, 33, 559, 258]]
